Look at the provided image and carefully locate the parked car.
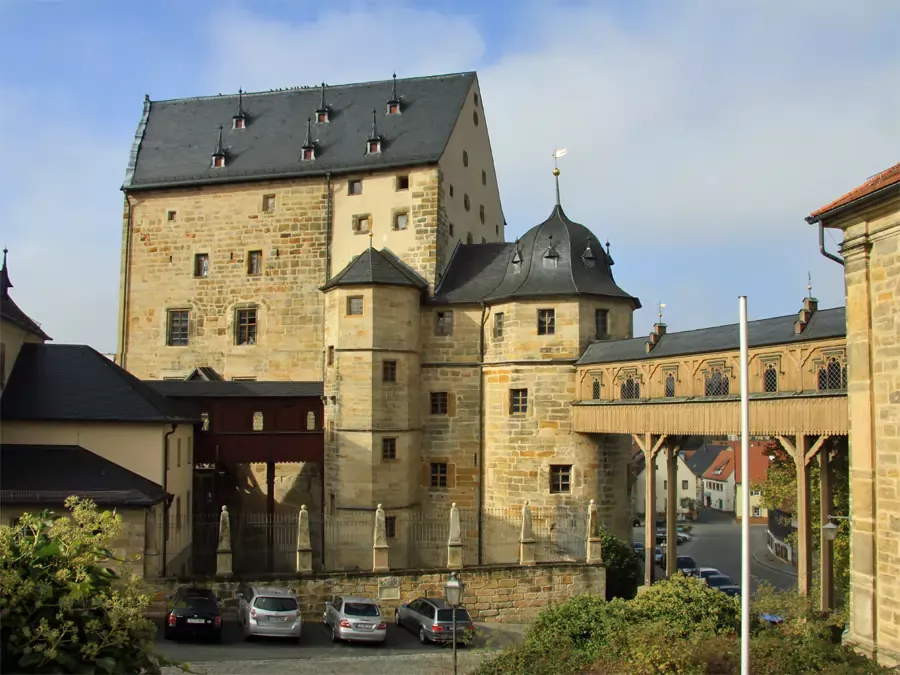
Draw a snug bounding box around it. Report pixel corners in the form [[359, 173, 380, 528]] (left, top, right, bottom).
[[721, 586, 742, 597], [705, 574, 735, 590], [633, 541, 645, 555], [676, 531, 691, 544], [660, 554, 698, 575], [633, 516, 642, 527], [324, 596, 387, 644], [395, 597, 474, 645], [164, 587, 223, 642], [692, 567, 722, 582], [654, 546, 663, 565], [237, 586, 303, 641]]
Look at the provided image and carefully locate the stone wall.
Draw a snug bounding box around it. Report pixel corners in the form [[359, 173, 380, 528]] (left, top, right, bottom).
[[148, 561, 605, 624]]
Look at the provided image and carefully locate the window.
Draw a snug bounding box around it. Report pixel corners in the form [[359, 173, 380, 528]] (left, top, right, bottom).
[[213, 156, 225, 168], [174, 496, 181, 533], [430, 392, 449, 415], [493, 312, 504, 338], [382, 437, 397, 460], [383, 360, 397, 383], [473, 110, 479, 126], [306, 411, 316, 430], [482, 170, 486, 185], [388, 102, 400, 116], [385, 516, 397, 539], [750, 489, 762, 497], [167, 310, 189, 346], [327, 346, 334, 365], [430, 463, 448, 488], [592, 378, 600, 399], [682, 480, 689, 490], [393, 212, 408, 231], [247, 250, 263, 275], [449, 185, 454, 198], [302, 148, 314, 161], [194, 253, 209, 277], [464, 194, 470, 211], [763, 364, 778, 393], [620, 375, 641, 400], [201, 413, 210, 431], [235, 308, 257, 345], [550, 465, 571, 494], [479, 205, 485, 223], [352, 214, 371, 234], [817, 357, 846, 391], [665, 373, 676, 398], [704, 368, 730, 396], [234, 117, 246, 129], [316, 111, 328, 124], [252, 411, 264, 431], [473, 92, 479, 107], [510, 388, 528, 414], [753, 507, 761, 518], [177, 438, 182, 467], [348, 179, 363, 195], [449, 223, 455, 237], [262, 194, 276, 213], [347, 296, 364, 316], [167, 210, 177, 222], [595, 309, 609, 339], [537, 308, 555, 335], [663, 480, 667, 490], [495, 224, 499, 235], [462, 151, 468, 167], [396, 175, 409, 191], [435, 310, 453, 336], [187, 440, 192, 465], [368, 140, 381, 154]]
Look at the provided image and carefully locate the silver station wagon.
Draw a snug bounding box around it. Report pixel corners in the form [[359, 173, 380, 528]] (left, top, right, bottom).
[[237, 586, 303, 640], [395, 597, 474, 645], [323, 596, 387, 644]]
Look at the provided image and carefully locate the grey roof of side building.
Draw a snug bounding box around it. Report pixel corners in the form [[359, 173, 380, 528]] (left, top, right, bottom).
[[0, 443, 168, 507], [124, 72, 477, 190], [431, 205, 640, 306], [145, 380, 324, 398], [577, 306, 846, 365], [321, 247, 429, 291], [684, 444, 729, 478], [1, 344, 199, 423]]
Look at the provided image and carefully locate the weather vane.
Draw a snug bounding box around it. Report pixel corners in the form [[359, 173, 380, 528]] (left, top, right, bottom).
[[807, 271, 813, 299], [658, 301, 667, 323], [552, 148, 568, 206]]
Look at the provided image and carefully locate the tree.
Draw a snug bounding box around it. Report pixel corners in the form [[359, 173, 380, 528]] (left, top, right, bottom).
[[0, 498, 177, 674]]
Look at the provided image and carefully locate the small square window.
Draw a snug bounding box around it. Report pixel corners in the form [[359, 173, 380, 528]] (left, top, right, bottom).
[[479, 205, 485, 223], [348, 180, 363, 195], [430, 462, 448, 488], [482, 170, 487, 185], [494, 312, 504, 338], [302, 148, 315, 161], [194, 253, 209, 277], [233, 117, 246, 130], [327, 346, 334, 366], [247, 250, 263, 275], [435, 311, 453, 336], [262, 194, 276, 213], [235, 308, 257, 345], [538, 308, 555, 335], [368, 140, 381, 154], [385, 515, 397, 538], [550, 465, 571, 494], [393, 213, 408, 231], [510, 388, 528, 414], [167, 310, 189, 346], [388, 103, 400, 116], [396, 175, 409, 191], [449, 185, 454, 198], [317, 111, 328, 123], [682, 480, 689, 490], [353, 215, 371, 234], [595, 309, 609, 339], [213, 156, 225, 168], [383, 360, 397, 383], [347, 296, 364, 316], [449, 223, 455, 237], [167, 210, 177, 222], [382, 437, 397, 460], [430, 392, 449, 415]]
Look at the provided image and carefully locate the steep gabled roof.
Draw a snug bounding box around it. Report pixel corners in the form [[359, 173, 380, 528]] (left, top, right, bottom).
[[684, 444, 727, 478], [703, 449, 735, 481], [125, 72, 477, 190], [808, 161, 900, 221], [186, 366, 224, 381], [321, 247, 428, 291], [1, 344, 198, 423], [729, 440, 772, 485], [0, 443, 167, 507], [0, 249, 50, 341]]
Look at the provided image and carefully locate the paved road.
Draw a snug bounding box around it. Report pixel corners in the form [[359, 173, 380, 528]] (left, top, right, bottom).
[[156, 619, 524, 674]]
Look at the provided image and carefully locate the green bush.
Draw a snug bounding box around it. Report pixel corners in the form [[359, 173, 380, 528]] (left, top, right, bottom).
[[0, 498, 176, 674], [628, 573, 740, 636], [601, 622, 737, 675], [473, 634, 579, 675], [597, 527, 641, 600]]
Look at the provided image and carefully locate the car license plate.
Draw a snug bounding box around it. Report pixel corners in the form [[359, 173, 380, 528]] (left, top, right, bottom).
[[268, 616, 288, 622], [357, 623, 372, 629], [187, 618, 205, 624]]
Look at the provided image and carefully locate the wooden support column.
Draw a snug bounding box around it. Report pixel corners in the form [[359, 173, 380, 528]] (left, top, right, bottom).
[[795, 435, 813, 596], [666, 442, 678, 578], [266, 461, 275, 574], [634, 433, 666, 585], [820, 447, 834, 611]]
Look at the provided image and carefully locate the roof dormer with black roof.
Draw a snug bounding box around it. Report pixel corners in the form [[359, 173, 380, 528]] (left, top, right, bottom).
[[301, 118, 316, 162], [386, 73, 401, 116], [210, 125, 226, 168], [366, 109, 382, 155], [232, 88, 247, 129], [321, 246, 428, 292], [315, 82, 330, 123], [0, 248, 51, 341]]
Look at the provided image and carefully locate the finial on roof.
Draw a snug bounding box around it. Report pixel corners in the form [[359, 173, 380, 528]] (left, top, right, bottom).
[[807, 271, 813, 299], [303, 118, 313, 147], [319, 81, 326, 110], [552, 148, 567, 207], [1, 247, 11, 295], [370, 109, 379, 140], [213, 125, 224, 156], [389, 72, 399, 103], [144, 94, 150, 102], [368, 230, 374, 249], [658, 301, 667, 322]]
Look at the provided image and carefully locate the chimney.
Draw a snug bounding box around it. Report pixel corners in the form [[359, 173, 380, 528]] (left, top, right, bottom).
[[646, 323, 667, 353], [794, 297, 818, 334]]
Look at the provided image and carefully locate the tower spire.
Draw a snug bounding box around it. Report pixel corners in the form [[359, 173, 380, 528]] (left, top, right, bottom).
[[1, 247, 10, 295], [552, 148, 568, 207], [807, 271, 813, 299]]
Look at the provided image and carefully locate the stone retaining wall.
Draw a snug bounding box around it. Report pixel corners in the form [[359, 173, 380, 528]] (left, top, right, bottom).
[[148, 561, 604, 623]]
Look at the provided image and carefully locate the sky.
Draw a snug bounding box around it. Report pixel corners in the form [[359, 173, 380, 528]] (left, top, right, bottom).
[[1, 0, 898, 354]]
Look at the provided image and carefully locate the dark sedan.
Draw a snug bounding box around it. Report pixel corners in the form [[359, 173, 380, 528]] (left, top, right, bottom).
[[164, 587, 223, 642]]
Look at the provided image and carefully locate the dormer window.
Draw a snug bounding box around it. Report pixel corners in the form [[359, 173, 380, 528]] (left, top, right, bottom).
[[366, 109, 382, 155], [386, 72, 401, 115], [232, 88, 247, 130], [233, 117, 245, 130], [582, 238, 596, 268], [316, 82, 329, 123], [301, 118, 316, 162], [302, 148, 315, 161], [511, 242, 523, 273], [368, 139, 382, 155], [210, 125, 226, 169], [212, 156, 225, 168], [542, 236, 559, 268], [387, 102, 400, 115]]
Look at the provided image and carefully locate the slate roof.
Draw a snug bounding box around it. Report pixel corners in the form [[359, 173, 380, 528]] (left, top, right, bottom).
[[321, 247, 428, 291], [124, 72, 477, 190], [684, 444, 727, 479], [0, 250, 51, 341], [729, 441, 771, 485], [187, 366, 224, 381], [703, 448, 735, 481], [808, 161, 900, 220], [577, 306, 846, 365], [145, 380, 324, 398], [0, 444, 168, 507], [433, 205, 640, 306], [1, 344, 198, 423]]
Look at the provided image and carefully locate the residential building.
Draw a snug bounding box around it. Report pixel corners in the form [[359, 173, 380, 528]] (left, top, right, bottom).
[[731, 439, 771, 523], [683, 444, 727, 506], [702, 448, 735, 512], [633, 450, 698, 519]]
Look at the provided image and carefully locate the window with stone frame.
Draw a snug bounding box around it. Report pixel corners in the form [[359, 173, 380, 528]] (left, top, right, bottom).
[[166, 309, 189, 346], [352, 214, 371, 234], [396, 175, 409, 191], [262, 194, 276, 213], [247, 250, 263, 276], [550, 465, 572, 494], [382, 360, 397, 383], [347, 296, 364, 316], [430, 392, 449, 415], [763, 363, 778, 393], [493, 312, 504, 338], [348, 179, 363, 195], [592, 378, 601, 400], [382, 437, 397, 460], [817, 356, 847, 391], [704, 367, 730, 396], [682, 480, 689, 490], [664, 372, 676, 398], [306, 411, 316, 430], [509, 388, 528, 414], [327, 346, 334, 365], [235, 308, 257, 345], [430, 462, 448, 488], [435, 310, 453, 336], [385, 516, 397, 539], [595, 309, 609, 339], [252, 411, 264, 431], [194, 253, 209, 277], [620, 374, 641, 400], [393, 212, 408, 231], [537, 308, 555, 335]]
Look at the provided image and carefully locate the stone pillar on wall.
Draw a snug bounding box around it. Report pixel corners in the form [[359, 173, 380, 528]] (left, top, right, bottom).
[[586, 499, 603, 564], [447, 502, 463, 569], [373, 504, 390, 572], [296, 505, 313, 574], [519, 501, 536, 565], [216, 505, 233, 578]]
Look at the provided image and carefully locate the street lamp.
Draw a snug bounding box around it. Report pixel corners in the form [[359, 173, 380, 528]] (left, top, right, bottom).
[[444, 571, 465, 675], [822, 521, 839, 542]]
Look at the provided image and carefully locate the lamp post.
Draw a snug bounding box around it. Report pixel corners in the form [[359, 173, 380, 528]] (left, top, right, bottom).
[[445, 571, 465, 675]]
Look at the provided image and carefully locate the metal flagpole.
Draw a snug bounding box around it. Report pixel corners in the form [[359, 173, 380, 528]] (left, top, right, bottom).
[[739, 296, 751, 675]]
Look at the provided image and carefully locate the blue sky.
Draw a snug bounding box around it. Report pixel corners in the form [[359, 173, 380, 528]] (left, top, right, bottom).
[[2, 0, 898, 353]]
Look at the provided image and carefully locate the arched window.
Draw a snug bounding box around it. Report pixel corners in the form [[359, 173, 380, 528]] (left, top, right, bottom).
[[664, 373, 675, 398], [252, 411, 264, 431], [306, 411, 316, 430], [704, 368, 729, 396], [592, 378, 601, 400], [763, 364, 778, 393], [620, 375, 640, 400], [818, 357, 847, 391]]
